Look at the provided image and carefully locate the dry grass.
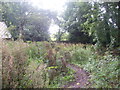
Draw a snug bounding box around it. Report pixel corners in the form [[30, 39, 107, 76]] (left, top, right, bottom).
[[1, 40, 90, 88], [2, 40, 30, 88], [2, 40, 49, 88]]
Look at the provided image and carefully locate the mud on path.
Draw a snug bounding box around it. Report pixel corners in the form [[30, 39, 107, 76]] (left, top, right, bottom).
[[63, 63, 90, 88]]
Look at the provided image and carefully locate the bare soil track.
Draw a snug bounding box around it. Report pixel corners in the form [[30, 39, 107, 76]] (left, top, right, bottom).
[[63, 63, 90, 88]]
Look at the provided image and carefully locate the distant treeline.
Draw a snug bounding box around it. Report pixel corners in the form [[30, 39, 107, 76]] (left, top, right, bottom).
[[1, 1, 120, 48]]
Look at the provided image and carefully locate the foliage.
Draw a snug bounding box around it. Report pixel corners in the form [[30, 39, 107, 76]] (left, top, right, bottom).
[[7, 25, 18, 40], [58, 1, 120, 48], [84, 54, 119, 88], [1, 2, 52, 41], [1, 0, 119, 89], [2, 40, 119, 88], [23, 9, 51, 41], [83, 2, 120, 48], [68, 44, 120, 88], [57, 2, 93, 43], [48, 67, 75, 88]]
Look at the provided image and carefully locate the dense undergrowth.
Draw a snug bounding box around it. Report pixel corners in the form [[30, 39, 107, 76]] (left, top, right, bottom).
[[69, 45, 120, 88], [2, 40, 120, 88]]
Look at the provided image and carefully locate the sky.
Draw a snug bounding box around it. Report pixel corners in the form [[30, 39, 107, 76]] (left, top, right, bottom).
[[31, 0, 67, 35]]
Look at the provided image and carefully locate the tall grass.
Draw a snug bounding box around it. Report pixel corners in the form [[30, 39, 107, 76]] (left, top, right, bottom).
[[2, 41, 74, 88], [2, 40, 119, 88], [67, 45, 120, 88], [2, 40, 30, 88]]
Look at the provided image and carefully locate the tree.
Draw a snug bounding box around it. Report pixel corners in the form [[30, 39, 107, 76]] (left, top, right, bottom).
[[0, 2, 2, 21], [60, 1, 119, 47], [83, 2, 120, 48], [23, 9, 51, 41], [59, 2, 93, 43], [1, 2, 53, 41], [1, 2, 33, 39]]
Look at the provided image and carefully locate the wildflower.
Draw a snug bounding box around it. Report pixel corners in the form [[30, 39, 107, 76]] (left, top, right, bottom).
[[76, 83, 80, 85]]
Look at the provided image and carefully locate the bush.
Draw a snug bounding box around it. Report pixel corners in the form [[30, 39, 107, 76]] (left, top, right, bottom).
[[84, 54, 119, 88]]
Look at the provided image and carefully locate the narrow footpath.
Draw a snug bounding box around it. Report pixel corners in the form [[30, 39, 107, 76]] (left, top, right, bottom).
[[64, 64, 90, 88]]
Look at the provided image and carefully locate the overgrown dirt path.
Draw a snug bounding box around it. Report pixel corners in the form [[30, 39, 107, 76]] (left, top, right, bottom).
[[64, 63, 90, 88]]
